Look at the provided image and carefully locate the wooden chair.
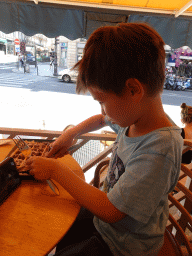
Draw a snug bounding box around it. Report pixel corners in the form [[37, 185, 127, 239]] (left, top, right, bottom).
[[91, 162, 192, 255], [89, 157, 110, 188], [158, 160, 192, 255]]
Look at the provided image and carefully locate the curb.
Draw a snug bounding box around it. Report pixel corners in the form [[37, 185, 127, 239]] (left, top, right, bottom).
[[12, 63, 63, 78], [12, 68, 59, 78]]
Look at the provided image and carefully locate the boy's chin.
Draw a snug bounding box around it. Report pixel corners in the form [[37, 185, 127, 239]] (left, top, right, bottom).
[[114, 121, 129, 128], [108, 117, 130, 127]]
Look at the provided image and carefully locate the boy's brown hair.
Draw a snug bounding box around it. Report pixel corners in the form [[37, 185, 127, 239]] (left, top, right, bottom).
[[74, 22, 165, 96]]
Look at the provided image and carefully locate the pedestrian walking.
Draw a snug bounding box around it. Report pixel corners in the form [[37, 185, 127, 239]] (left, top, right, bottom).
[[50, 57, 54, 69]]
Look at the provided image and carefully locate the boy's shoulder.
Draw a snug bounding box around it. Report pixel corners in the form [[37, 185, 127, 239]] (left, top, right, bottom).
[[118, 126, 183, 154]]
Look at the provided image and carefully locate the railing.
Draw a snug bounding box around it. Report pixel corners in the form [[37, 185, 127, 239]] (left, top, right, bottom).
[[0, 127, 117, 174]]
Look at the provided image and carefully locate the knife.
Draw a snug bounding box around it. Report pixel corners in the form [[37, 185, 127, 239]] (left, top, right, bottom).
[[19, 168, 60, 195], [46, 179, 60, 195]]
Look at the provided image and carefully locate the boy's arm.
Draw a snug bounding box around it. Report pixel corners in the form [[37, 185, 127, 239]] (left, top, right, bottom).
[[53, 163, 126, 223], [69, 114, 106, 138], [47, 114, 106, 158]]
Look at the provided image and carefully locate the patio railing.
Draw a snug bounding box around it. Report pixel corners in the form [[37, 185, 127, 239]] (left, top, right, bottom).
[[0, 127, 116, 175]]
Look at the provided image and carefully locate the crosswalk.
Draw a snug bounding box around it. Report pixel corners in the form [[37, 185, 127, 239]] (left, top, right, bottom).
[[0, 73, 46, 87], [0, 64, 17, 70]]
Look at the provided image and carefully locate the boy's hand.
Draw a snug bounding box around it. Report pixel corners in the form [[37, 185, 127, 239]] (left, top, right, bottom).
[[26, 156, 58, 180], [46, 132, 75, 158]]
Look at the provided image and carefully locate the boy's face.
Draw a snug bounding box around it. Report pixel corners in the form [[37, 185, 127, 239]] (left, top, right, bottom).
[[89, 86, 141, 127]]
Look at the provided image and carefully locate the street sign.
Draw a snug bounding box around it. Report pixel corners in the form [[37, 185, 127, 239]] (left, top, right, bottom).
[[14, 39, 20, 45], [15, 45, 20, 53]]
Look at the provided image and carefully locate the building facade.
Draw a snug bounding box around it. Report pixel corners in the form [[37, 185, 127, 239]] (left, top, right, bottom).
[[0, 31, 49, 57], [0, 31, 86, 68], [54, 37, 86, 68]]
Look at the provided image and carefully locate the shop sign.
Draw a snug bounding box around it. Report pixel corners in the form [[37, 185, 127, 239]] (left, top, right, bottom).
[[61, 43, 67, 47]]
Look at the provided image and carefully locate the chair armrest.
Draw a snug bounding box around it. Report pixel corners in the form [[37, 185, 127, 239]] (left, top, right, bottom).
[[90, 158, 110, 188]]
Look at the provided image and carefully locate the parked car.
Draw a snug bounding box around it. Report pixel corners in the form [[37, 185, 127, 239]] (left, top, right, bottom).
[[40, 56, 50, 62], [58, 68, 78, 83], [26, 52, 36, 65]]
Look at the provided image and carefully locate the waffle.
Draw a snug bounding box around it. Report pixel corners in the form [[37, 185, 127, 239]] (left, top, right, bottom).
[[12, 140, 51, 171]]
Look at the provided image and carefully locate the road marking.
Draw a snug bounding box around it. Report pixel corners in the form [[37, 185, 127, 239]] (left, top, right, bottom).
[[0, 65, 16, 69], [0, 73, 47, 87], [0, 78, 37, 82]]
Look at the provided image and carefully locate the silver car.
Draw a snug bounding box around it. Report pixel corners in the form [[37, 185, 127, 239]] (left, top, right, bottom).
[[58, 68, 78, 83]]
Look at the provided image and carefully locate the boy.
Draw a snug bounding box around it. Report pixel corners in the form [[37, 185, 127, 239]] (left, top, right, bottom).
[[26, 23, 183, 255]]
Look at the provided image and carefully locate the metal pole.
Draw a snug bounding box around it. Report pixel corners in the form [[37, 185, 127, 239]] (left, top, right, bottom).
[[53, 37, 58, 76], [35, 45, 37, 68], [24, 60, 26, 73]]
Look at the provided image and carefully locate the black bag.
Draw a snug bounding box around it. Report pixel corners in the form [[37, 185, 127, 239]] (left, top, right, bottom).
[[0, 157, 21, 205]]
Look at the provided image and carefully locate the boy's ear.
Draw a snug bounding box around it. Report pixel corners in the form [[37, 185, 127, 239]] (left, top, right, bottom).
[[125, 78, 144, 99]]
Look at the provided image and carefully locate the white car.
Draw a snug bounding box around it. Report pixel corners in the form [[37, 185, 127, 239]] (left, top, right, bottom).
[[58, 68, 78, 83]]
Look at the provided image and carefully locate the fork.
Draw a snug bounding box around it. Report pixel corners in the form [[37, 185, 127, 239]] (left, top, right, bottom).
[[13, 135, 32, 158], [13, 135, 59, 195]]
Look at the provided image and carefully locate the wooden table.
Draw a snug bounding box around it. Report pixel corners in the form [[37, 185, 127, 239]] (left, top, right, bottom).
[[0, 140, 84, 256]]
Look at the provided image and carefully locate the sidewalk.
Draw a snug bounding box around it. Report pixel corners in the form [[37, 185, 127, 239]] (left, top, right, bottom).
[[0, 54, 18, 63], [12, 63, 63, 77], [0, 54, 62, 77]]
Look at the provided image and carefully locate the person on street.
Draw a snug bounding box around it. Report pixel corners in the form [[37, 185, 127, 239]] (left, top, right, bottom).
[[50, 57, 54, 69], [19, 54, 24, 68], [181, 103, 192, 163]]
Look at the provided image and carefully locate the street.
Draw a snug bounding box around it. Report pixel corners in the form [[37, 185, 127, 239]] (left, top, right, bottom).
[[0, 69, 77, 94], [162, 89, 192, 106], [0, 62, 18, 73]]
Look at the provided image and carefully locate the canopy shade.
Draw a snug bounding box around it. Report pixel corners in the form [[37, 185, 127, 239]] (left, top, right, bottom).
[[0, 1, 84, 39], [1, 0, 192, 48], [129, 14, 192, 49]]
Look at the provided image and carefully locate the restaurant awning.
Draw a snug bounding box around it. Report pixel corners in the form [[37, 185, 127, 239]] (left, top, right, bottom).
[[0, 1, 84, 40], [1, 0, 192, 48], [20, 0, 192, 17]]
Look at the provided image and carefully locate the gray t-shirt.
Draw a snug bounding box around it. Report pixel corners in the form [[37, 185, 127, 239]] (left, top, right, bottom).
[[93, 118, 183, 256]]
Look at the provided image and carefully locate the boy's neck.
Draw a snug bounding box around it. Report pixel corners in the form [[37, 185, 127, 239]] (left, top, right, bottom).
[[185, 122, 192, 128], [127, 96, 173, 138]]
